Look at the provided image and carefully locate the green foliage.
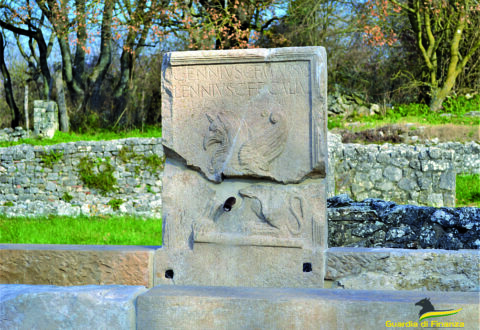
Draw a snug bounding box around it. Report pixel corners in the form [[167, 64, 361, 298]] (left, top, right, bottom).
[[0, 215, 162, 245], [329, 95, 480, 129], [443, 94, 480, 115], [62, 192, 73, 203], [118, 146, 164, 172], [143, 154, 165, 171], [78, 157, 117, 195], [41, 149, 64, 168], [327, 116, 345, 130], [107, 198, 124, 211], [118, 146, 136, 163], [3, 201, 14, 207], [456, 174, 480, 207]]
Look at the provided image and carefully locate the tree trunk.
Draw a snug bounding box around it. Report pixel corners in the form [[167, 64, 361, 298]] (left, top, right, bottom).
[[55, 69, 69, 132], [88, 0, 114, 111], [0, 32, 21, 127]]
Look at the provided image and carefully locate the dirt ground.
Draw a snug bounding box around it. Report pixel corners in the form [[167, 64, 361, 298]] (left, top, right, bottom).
[[333, 123, 479, 144]]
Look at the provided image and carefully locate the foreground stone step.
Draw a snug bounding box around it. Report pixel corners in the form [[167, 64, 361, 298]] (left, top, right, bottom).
[[137, 285, 479, 329], [1, 284, 146, 330]]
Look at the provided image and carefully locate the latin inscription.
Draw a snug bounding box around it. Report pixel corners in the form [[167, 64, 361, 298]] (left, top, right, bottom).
[[172, 62, 309, 99]]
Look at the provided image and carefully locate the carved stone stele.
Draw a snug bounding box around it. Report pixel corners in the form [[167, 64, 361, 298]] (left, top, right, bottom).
[[162, 47, 328, 184], [159, 47, 328, 288]]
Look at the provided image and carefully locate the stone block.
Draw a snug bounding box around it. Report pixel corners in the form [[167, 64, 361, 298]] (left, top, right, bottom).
[[161, 47, 328, 288], [0, 244, 155, 287], [136, 285, 480, 330], [154, 245, 324, 288], [160, 159, 327, 287], [162, 47, 328, 184], [1, 284, 146, 330], [325, 247, 480, 292], [33, 100, 59, 139], [383, 165, 403, 182]]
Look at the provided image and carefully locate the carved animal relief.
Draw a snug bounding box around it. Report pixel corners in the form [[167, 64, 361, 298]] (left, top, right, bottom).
[[203, 109, 289, 182]]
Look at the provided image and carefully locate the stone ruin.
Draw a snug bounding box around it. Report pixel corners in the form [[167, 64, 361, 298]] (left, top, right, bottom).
[[33, 100, 58, 138], [156, 47, 329, 287]]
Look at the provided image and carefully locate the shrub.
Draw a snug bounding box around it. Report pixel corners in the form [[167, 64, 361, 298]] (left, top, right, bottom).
[[107, 198, 124, 211], [62, 192, 73, 203], [41, 149, 64, 168], [78, 157, 117, 195]]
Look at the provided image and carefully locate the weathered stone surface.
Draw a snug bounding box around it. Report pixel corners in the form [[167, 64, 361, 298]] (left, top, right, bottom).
[[326, 247, 480, 292], [33, 100, 58, 138], [137, 285, 480, 329], [162, 47, 328, 184], [154, 245, 325, 288], [328, 196, 480, 249], [328, 136, 461, 206], [0, 138, 164, 219], [0, 244, 155, 287], [160, 159, 327, 287], [161, 47, 328, 288], [0, 134, 476, 215], [0, 284, 146, 330]]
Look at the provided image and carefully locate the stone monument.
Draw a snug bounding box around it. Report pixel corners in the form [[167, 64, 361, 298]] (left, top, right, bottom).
[[33, 100, 59, 138], [156, 47, 328, 287]]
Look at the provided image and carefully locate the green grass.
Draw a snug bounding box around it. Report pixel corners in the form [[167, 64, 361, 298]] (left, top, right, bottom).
[[0, 215, 162, 245], [0, 125, 162, 148], [456, 174, 480, 207], [328, 95, 480, 130]]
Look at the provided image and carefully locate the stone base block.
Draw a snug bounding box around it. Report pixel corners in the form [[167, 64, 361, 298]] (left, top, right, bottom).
[[0, 244, 155, 287], [137, 285, 479, 330], [326, 247, 480, 292], [154, 246, 325, 288], [1, 284, 146, 330]]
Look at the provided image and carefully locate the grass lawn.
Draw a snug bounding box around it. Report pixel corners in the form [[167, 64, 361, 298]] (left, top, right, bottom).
[[456, 174, 480, 207], [0, 215, 162, 245], [0, 125, 162, 148], [328, 95, 480, 131]]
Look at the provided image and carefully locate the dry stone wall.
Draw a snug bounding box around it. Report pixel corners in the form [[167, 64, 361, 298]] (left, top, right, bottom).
[[0, 134, 477, 217], [435, 140, 480, 174], [328, 133, 463, 207], [0, 127, 31, 142], [0, 138, 163, 218]]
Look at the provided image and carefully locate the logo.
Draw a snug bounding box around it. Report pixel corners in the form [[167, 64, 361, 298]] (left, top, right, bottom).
[[385, 297, 464, 328], [415, 298, 463, 322]]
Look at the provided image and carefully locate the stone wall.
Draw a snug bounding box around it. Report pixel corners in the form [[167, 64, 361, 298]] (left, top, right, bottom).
[[2, 244, 478, 291], [435, 140, 480, 174], [0, 135, 478, 218], [327, 195, 480, 250], [326, 247, 480, 292], [328, 133, 459, 207], [0, 138, 163, 218], [0, 127, 31, 142]]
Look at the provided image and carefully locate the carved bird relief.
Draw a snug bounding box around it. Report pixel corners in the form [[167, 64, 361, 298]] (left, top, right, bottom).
[[203, 111, 242, 181], [203, 109, 288, 181], [238, 111, 288, 174]]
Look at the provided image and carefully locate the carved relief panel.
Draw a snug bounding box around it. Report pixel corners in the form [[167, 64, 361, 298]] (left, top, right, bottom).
[[162, 48, 328, 184]]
